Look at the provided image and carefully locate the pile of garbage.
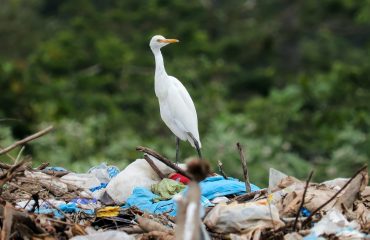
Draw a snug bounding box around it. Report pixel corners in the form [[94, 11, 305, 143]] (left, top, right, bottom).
[[0, 128, 369, 240]]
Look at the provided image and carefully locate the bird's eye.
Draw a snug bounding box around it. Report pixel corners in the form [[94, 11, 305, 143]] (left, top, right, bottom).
[[157, 39, 161, 42]]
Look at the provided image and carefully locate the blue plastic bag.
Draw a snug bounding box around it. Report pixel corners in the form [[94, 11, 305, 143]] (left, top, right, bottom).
[[123, 176, 260, 216]]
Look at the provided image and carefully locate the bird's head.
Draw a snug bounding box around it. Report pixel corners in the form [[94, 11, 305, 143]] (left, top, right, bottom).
[[150, 35, 179, 51]]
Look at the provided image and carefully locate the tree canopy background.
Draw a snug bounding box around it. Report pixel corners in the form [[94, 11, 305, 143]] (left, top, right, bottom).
[[1, 0, 370, 185]]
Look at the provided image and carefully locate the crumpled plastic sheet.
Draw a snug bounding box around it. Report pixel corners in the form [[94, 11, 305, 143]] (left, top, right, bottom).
[[44, 166, 68, 172], [88, 163, 120, 183], [151, 178, 186, 202], [199, 176, 260, 200], [123, 176, 260, 216], [123, 187, 213, 216], [70, 198, 98, 205], [70, 230, 134, 240], [33, 202, 95, 218], [303, 209, 370, 240], [96, 206, 121, 217], [204, 199, 284, 235], [16, 199, 66, 211], [90, 183, 108, 192]]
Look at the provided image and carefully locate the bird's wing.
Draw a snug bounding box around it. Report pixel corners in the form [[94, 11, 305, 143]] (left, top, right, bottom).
[[167, 76, 200, 144]]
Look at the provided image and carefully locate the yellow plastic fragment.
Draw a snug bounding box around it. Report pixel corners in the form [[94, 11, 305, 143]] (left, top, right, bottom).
[[96, 206, 120, 217]]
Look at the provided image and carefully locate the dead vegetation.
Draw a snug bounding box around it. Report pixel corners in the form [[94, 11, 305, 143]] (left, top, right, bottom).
[[0, 126, 369, 239]]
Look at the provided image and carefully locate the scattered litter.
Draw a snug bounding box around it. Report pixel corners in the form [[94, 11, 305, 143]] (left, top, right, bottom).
[[307, 209, 366, 239], [0, 142, 368, 240], [106, 157, 186, 204]]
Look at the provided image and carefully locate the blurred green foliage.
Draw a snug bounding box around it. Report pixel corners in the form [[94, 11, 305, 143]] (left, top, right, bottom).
[[1, 0, 370, 186]]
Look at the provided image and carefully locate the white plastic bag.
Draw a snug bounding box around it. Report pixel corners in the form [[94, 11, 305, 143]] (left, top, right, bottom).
[[204, 199, 284, 234], [61, 173, 101, 190], [106, 156, 186, 204], [71, 230, 133, 240]]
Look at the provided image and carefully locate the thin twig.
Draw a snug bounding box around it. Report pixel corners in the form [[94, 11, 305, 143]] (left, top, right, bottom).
[[293, 170, 314, 231], [0, 145, 17, 162], [1, 202, 13, 240], [0, 162, 12, 169], [14, 146, 25, 164], [136, 146, 193, 180], [144, 154, 165, 179], [0, 159, 29, 187], [302, 165, 367, 227], [217, 160, 228, 179], [36, 162, 49, 170], [228, 188, 268, 204], [236, 142, 251, 193], [0, 126, 54, 155]]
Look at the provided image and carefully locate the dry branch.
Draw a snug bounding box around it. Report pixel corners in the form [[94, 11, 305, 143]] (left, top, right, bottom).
[[230, 188, 268, 204], [302, 165, 368, 227], [137, 216, 173, 233], [136, 146, 193, 180], [36, 163, 49, 170], [0, 203, 45, 238], [0, 126, 54, 155], [217, 160, 228, 179], [144, 154, 165, 179], [293, 170, 313, 231], [1, 202, 13, 240], [236, 142, 251, 193], [0, 159, 29, 187]]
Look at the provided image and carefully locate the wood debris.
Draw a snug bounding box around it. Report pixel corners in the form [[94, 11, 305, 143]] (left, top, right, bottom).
[[0, 131, 369, 240]]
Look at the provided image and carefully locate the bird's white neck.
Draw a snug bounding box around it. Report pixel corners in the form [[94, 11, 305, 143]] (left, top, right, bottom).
[[152, 48, 169, 98]]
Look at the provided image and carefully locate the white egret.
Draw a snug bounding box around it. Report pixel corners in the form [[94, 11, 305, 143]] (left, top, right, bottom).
[[149, 35, 202, 162]]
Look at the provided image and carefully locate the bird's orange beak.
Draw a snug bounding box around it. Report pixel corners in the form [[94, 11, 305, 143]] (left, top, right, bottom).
[[159, 39, 179, 43]]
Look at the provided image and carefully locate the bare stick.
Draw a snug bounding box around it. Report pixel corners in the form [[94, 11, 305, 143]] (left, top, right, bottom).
[[0, 145, 17, 162], [293, 170, 314, 231], [229, 188, 268, 204], [1, 202, 13, 240], [236, 142, 251, 193], [136, 146, 193, 180], [36, 162, 49, 170], [137, 215, 173, 233], [14, 146, 25, 164], [0, 162, 12, 169], [0, 204, 45, 235], [144, 154, 165, 179], [217, 160, 228, 179], [0, 126, 54, 155], [302, 165, 367, 227], [0, 159, 29, 187]]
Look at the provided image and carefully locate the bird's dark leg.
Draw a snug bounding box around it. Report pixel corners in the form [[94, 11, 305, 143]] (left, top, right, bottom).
[[176, 137, 180, 164], [195, 141, 202, 159], [187, 132, 202, 159]]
